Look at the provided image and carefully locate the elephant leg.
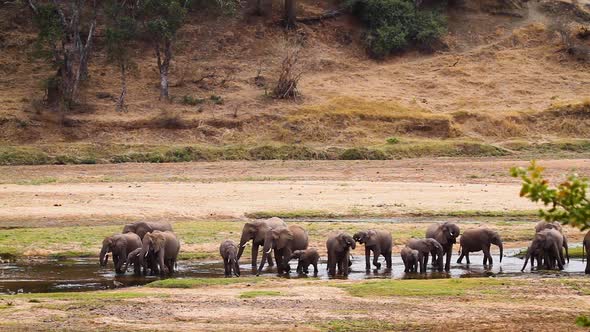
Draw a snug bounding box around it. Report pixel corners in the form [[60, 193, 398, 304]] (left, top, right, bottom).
[[465, 252, 471, 265], [337, 259, 343, 275], [251, 244, 259, 268], [274, 250, 282, 274], [158, 251, 167, 275], [373, 249, 382, 270], [224, 260, 230, 277], [385, 251, 392, 269], [365, 247, 371, 270], [483, 246, 492, 265], [296, 261, 302, 274], [457, 252, 465, 264], [445, 246, 452, 272]]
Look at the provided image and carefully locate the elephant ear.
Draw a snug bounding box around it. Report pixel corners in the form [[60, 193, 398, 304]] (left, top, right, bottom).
[[150, 232, 166, 252], [435, 225, 449, 245], [366, 230, 378, 246], [102, 236, 114, 247], [276, 229, 293, 249]]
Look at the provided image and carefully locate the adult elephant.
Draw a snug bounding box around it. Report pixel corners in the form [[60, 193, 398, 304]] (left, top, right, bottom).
[[407, 238, 444, 273], [535, 221, 569, 264], [237, 217, 287, 268], [139, 231, 180, 276], [99, 233, 141, 274], [426, 222, 460, 272], [457, 228, 503, 265], [521, 228, 564, 271], [256, 225, 308, 276], [584, 231, 590, 274], [353, 230, 392, 270], [326, 233, 356, 276], [122, 221, 173, 240]]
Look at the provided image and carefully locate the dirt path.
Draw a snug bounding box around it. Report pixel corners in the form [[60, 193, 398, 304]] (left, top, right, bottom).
[[1, 158, 587, 225]]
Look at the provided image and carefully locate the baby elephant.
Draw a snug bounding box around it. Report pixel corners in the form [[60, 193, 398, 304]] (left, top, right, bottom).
[[220, 240, 240, 277], [401, 247, 420, 273], [291, 249, 319, 275]]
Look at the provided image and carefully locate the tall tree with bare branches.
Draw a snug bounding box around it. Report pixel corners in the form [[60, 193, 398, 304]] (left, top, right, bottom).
[[28, 0, 97, 112]]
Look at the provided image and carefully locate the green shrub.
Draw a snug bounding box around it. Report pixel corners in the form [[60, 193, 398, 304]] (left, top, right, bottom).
[[181, 95, 205, 106], [348, 0, 447, 57], [340, 147, 387, 160], [386, 137, 400, 144]]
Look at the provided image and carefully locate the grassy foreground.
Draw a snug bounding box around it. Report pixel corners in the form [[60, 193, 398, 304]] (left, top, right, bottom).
[[0, 277, 589, 331]]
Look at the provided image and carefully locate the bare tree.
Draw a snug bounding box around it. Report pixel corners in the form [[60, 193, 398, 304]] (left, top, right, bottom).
[[28, 0, 97, 110]]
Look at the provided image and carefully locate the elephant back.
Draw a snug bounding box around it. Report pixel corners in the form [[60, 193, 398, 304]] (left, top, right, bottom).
[[288, 225, 309, 251]]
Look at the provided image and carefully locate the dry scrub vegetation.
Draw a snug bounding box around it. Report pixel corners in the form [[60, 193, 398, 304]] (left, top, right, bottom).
[[1, 0, 590, 163]]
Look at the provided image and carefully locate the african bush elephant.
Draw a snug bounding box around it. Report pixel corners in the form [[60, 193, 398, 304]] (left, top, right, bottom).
[[521, 229, 564, 271], [584, 231, 590, 274], [256, 225, 308, 276], [353, 230, 392, 270], [535, 221, 569, 264], [220, 240, 240, 277], [291, 248, 319, 275], [122, 221, 173, 240], [100, 233, 142, 274], [140, 231, 180, 276], [426, 222, 460, 272], [237, 217, 287, 268], [401, 247, 420, 273], [407, 238, 443, 273], [326, 233, 356, 276], [457, 228, 503, 265]]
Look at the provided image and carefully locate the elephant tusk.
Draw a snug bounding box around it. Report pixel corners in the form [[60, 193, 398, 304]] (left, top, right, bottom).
[[241, 244, 247, 248], [265, 249, 272, 254], [144, 251, 148, 257]]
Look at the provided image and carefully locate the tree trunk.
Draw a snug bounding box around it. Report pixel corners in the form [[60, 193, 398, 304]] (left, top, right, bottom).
[[155, 38, 172, 101], [248, 0, 271, 16], [116, 64, 127, 112], [284, 0, 296, 28]]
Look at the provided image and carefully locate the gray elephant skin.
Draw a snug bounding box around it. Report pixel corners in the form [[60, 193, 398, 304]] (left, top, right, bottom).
[[400, 247, 420, 273], [220, 240, 240, 277], [426, 222, 460, 271], [257, 225, 308, 276], [457, 228, 503, 265], [122, 221, 173, 240], [100, 233, 142, 274], [353, 230, 392, 270], [407, 238, 443, 273], [238, 217, 287, 268], [140, 230, 180, 276], [535, 221, 569, 264], [521, 228, 564, 271], [291, 248, 319, 275], [326, 233, 356, 276]]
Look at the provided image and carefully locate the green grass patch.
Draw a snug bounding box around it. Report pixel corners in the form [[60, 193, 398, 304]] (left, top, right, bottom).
[[148, 277, 261, 289], [317, 320, 400, 332], [336, 278, 515, 297], [16, 177, 58, 185], [238, 290, 283, 298]]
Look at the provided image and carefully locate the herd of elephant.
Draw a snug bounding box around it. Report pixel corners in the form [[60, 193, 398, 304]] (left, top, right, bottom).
[[99, 218, 590, 278]]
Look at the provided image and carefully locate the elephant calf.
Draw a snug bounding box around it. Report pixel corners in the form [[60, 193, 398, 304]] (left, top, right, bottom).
[[220, 240, 240, 277], [326, 233, 356, 276], [291, 248, 319, 275], [457, 228, 503, 265], [353, 230, 392, 270], [401, 247, 420, 273], [407, 238, 443, 273], [140, 231, 180, 276], [522, 229, 564, 271], [100, 233, 142, 274]]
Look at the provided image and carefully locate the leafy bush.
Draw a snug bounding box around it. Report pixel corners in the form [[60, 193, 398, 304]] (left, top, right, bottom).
[[386, 137, 400, 144], [181, 95, 205, 106], [347, 0, 447, 57]]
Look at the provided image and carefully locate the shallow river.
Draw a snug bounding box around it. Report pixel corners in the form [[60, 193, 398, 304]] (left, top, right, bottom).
[[0, 250, 586, 294]]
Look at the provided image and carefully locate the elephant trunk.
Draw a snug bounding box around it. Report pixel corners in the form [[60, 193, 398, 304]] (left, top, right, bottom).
[[521, 251, 530, 272], [257, 240, 273, 276], [237, 235, 248, 261], [499, 242, 504, 263], [99, 245, 109, 267], [563, 237, 569, 264]]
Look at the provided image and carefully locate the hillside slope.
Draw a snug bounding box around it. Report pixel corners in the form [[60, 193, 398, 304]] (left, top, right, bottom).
[[1, 0, 590, 163]]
